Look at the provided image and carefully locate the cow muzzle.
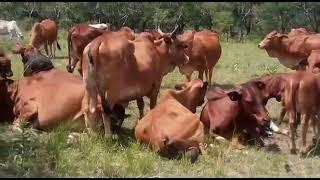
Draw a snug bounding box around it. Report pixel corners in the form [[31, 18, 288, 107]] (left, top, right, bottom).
[[257, 43, 264, 49]]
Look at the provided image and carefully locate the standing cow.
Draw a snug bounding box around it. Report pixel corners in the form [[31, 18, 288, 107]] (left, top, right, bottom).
[[0, 20, 23, 40], [177, 29, 222, 85], [30, 19, 61, 58]]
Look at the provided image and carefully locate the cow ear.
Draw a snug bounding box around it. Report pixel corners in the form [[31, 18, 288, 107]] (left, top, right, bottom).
[[255, 81, 265, 90], [227, 91, 242, 101], [175, 83, 187, 90]]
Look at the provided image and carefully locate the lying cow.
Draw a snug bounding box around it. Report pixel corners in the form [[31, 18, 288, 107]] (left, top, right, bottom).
[[258, 30, 320, 70], [11, 43, 54, 76], [135, 79, 208, 163], [0, 20, 23, 40], [200, 80, 271, 149], [177, 29, 222, 85], [82, 25, 190, 138], [0, 49, 13, 78]]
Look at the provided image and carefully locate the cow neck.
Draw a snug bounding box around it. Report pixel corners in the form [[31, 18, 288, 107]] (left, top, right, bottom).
[[155, 40, 175, 77], [265, 76, 285, 101]]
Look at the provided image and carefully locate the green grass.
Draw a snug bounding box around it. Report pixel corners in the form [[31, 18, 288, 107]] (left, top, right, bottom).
[[0, 30, 320, 177]]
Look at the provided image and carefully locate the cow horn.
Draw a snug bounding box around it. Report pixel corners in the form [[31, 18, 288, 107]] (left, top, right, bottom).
[[170, 24, 180, 37], [157, 25, 165, 36]]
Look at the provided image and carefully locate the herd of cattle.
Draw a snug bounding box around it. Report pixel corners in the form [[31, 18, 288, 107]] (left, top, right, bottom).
[[1, 18, 320, 163]]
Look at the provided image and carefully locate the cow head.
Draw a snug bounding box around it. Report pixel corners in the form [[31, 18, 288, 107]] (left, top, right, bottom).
[[226, 81, 270, 129], [258, 31, 288, 50], [176, 30, 196, 57], [0, 51, 13, 78], [174, 79, 208, 112], [11, 43, 41, 64], [155, 25, 190, 74], [11, 21, 23, 40]]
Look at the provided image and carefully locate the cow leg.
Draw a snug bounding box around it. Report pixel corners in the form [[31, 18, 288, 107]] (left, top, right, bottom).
[[49, 43, 53, 59], [288, 111, 297, 154], [198, 70, 204, 81], [208, 67, 214, 86], [149, 88, 160, 110], [278, 107, 287, 125], [136, 97, 144, 119], [53, 42, 56, 58], [44, 43, 49, 57], [300, 113, 310, 156], [185, 74, 192, 82]]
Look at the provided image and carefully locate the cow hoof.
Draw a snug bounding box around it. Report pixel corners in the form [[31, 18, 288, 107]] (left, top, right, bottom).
[[290, 148, 297, 154], [111, 134, 119, 140], [185, 148, 200, 164]]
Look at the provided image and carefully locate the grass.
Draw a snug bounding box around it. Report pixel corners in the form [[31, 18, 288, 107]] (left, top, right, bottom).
[[0, 30, 320, 177]]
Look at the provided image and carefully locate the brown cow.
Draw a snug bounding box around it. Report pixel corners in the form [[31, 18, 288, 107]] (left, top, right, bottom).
[[177, 29, 222, 85], [288, 28, 309, 37], [258, 30, 320, 70], [200, 80, 271, 149], [67, 23, 106, 74], [306, 50, 320, 73], [0, 49, 13, 78], [82, 25, 190, 138], [135, 79, 208, 163], [1, 68, 105, 132], [30, 19, 61, 58], [253, 72, 320, 155]]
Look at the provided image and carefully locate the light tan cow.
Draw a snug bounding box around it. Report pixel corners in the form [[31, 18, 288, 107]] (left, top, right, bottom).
[[135, 79, 208, 163]]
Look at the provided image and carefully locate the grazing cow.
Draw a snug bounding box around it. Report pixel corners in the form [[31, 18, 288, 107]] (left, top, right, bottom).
[[67, 23, 106, 74], [135, 79, 208, 163], [253, 71, 320, 155], [82, 25, 190, 137], [0, 20, 23, 40], [0, 49, 13, 78], [89, 23, 110, 30], [11, 43, 54, 76], [200, 80, 271, 148], [30, 19, 61, 58], [3, 68, 104, 131], [258, 30, 320, 70], [177, 29, 222, 85]]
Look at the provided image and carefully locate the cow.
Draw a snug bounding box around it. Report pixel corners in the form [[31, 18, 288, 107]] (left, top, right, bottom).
[[117, 26, 135, 40], [11, 43, 54, 76], [30, 19, 61, 58], [200, 80, 271, 149], [135, 79, 208, 163], [0, 49, 13, 78], [0, 68, 105, 133], [252, 71, 320, 155], [288, 28, 309, 37], [89, 23, 110, 30], [306, 50, 320, 74], [67, 23, 106, 74], [81, 25, 190, 138], [177, 29, 222, 85], [258, 30, 320, 70], [0, 20, 23, 40]]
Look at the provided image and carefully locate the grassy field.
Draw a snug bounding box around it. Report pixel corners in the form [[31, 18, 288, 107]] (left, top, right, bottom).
[[0, 30, 320, 178]]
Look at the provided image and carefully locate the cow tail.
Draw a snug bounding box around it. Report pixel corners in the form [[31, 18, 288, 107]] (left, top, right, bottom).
[[57, 41, 61, 50], [67, 29, 72, 69]]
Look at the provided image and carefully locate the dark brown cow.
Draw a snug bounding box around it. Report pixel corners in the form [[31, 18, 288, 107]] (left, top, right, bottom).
[[67, 23, 106, 74], [200, 80, 271, 149], [0, 49, 13, 78], [11, 43, 54, 76], [258, 30, 320, 70], [29, 19, 61, 58], [135, 79, 208, 163], [82, 25, 190, 137], [177, 29, 222, 85]]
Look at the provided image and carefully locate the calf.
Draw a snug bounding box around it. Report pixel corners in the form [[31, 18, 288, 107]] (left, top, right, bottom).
[[200, 80, 271, 148], [135, 79, 208, 163]]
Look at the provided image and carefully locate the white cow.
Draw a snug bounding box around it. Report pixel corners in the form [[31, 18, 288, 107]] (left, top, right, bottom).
[[0, 20, 23, 40], [88, 23, 110, 31]]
